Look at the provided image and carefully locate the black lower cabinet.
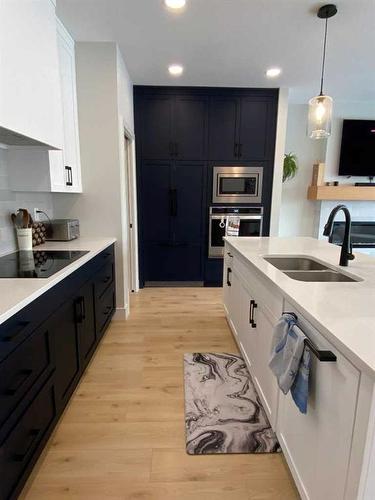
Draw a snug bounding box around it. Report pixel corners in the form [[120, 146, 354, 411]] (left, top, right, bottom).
[[52, 299, 81, 413], [0, 244, 116, 500], [75, 281, 96, 370]]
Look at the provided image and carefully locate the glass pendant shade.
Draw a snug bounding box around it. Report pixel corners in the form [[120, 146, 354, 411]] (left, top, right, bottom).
[[308, 94, 333, 139]]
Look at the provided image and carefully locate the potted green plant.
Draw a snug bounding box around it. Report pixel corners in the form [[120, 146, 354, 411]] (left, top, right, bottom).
[[283, 153, 298, 182]]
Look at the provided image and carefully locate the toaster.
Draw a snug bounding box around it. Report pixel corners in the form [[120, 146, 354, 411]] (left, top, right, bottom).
[[45, 219, 80, 241]]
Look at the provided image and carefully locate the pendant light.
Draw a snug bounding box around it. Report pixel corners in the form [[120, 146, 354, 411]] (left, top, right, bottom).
[[308, 4, 337, 139]]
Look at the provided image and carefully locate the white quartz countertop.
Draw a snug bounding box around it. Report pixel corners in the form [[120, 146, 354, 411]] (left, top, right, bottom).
[[225, 236, 375, 375], [0, 237, 116, 326]]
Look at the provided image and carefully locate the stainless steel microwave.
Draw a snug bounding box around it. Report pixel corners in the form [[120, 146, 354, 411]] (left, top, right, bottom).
[[212, 166, 263, 204]]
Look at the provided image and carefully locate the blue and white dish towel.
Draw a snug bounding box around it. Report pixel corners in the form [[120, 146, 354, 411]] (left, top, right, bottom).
[[269, 313, 311, 414]]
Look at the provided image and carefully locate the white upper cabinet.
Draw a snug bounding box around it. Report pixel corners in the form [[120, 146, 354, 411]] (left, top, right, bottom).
[[7, 16, 83, 193], [0, 0, 63, 149], [48, 20, 82, 192]]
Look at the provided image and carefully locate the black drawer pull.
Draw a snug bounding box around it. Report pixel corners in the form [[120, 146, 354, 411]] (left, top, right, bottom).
[[13, 429, 40, 462], [103, 305, 112, 315], [4, 369, 33, 396], [226, 267, 232, 287], [103, 252, 112, 258], [249, 300, 258, 328], [102, 276, 111, 284], [2, 321, 30, 342]]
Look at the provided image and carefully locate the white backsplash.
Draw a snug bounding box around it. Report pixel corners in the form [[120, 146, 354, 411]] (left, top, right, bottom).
[[0, 148, 54, 255]]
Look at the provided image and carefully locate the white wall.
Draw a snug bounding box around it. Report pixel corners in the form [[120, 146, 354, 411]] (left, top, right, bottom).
[[279, 104, 326, 237], [269, 88, 289, 236], [0, 148, 54, 255], [53, 42, 134, 318]]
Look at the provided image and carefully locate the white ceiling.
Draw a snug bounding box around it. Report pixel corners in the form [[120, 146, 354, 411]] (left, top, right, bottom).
[[56, 0, 375, 103]]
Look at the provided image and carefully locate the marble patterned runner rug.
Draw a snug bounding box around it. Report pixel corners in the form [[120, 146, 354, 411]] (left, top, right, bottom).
[[184, 353, 280, 454]]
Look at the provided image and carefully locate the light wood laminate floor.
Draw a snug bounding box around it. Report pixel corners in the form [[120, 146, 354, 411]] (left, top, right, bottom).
[[21, 288, 299, 500]]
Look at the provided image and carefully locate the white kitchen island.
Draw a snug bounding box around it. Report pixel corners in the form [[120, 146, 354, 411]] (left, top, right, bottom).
[[223, 236, 375, 500]]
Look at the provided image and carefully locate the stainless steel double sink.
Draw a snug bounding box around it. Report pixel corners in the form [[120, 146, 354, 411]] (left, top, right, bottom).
[[263, 256, 362, 282]]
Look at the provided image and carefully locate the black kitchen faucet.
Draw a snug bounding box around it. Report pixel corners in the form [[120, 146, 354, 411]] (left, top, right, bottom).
[[323, 204, 355, 266]]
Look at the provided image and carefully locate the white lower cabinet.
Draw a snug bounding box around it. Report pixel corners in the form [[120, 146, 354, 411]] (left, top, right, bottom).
[[250, 302, 280, 428], [277, 309, 360, 500], [223, 243, 364, 499], [223, 249, 280, 428]]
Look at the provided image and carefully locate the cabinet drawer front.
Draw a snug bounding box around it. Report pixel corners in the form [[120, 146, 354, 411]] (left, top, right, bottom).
[[232, 249, 282, 321], [96, 284, 115, 334], [95, 245, 114, 269], [0, 318, 38, 363], [0, 326, 53, 429], [95, 261, 114, 299], [0, 379, 56, 500]]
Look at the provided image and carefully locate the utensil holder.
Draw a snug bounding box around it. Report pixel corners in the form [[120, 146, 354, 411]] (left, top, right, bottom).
[[17, 228, 33, 251]]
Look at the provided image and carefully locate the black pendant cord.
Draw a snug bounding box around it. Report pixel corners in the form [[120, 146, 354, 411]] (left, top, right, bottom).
[[319, 16, 328, 96]]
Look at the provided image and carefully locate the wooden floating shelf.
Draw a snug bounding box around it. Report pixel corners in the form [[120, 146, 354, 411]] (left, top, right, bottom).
[[307, 185, 375, 201]]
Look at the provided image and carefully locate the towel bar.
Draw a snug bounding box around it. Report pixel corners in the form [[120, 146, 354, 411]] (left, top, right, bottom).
[[282, 312, 337, 362]]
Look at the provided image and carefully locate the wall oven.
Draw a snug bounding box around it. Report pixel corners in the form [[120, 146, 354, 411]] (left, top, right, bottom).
[[209, 206, 263, 258], [212, 166, 263, 204]]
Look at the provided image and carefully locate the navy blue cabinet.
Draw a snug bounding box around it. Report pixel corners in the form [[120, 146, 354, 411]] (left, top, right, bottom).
[[208, 97, 238, 161], [139, 96, 173, 160], [174, 97, 207, 160], [138, 95, 207, 161], [52, 299, 81, 412], [0, 245, 116, 500], [75, 281, 96, 369], [208, 96, 275, 162], [134, 87, 278, 286], [139, 161, 205, 284]]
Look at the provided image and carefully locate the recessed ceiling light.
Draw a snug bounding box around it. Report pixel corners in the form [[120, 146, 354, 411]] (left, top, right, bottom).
[[266, 68, 282, 78], [168, 64, 184, 76], [164, 0, 186, 10]]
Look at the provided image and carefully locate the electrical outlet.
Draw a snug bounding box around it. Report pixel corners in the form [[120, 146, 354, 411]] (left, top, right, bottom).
[[33, 208, 40, 222]]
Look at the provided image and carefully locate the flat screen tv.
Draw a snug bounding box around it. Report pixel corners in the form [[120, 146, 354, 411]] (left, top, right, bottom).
[[338, 119, 375, 177]]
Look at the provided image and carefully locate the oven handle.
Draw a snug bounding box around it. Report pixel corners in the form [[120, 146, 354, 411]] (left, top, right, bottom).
[[210, 215, 262, 220]]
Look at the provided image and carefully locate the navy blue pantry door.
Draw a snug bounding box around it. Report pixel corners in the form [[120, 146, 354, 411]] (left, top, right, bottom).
[[139, 161, 205, 283]]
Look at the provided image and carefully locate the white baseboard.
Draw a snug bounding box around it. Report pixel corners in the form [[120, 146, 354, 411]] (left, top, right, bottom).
[[113, 306, 128, 321]]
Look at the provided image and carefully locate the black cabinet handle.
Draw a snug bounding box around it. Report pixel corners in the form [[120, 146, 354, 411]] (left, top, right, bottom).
[[4, 369, 33, 396], [65, 166, 73, 186], [103, 305, 112, 316], [227, 252, 233, 257], [75, 296, 85, 324], [234, 143, 238, 158], [249, 299, 257, 328], [238, 143, 243, 158], [102, 276, 111, 284], [1, 321, 30, 342], [13, 429, 40, 462], [169, 188, 177, 217], [226, 267, 232, 287]]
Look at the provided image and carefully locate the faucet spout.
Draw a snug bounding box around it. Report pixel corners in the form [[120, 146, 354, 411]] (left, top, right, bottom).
[[323, 204, 355, 266]]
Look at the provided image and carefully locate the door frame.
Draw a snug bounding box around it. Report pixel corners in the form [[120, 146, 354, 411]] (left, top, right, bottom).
[[119, 123, 139, 318]]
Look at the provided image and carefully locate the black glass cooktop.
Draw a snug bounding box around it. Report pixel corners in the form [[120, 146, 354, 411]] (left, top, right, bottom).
[[0, 250, 89, 278]]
